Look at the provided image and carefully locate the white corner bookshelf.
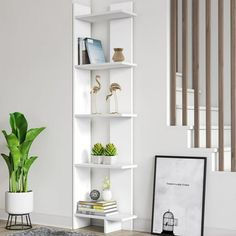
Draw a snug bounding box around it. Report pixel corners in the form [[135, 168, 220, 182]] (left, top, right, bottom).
[[73, 1, 137, 234]]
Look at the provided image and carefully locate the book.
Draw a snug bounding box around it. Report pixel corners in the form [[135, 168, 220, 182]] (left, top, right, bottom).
[[78, 204, 117, 210], [78, 38, 90, 65], [85, 38, 106, 64], [77, 210, 118, 217], [78, 200, 116, 207], [78, 207, 118, 213]]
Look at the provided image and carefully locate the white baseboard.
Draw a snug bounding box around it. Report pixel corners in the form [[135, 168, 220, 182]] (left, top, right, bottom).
[[0, 209, 72, 229]]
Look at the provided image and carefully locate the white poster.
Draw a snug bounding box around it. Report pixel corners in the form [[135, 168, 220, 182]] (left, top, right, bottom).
[[151, 156, 206, 236]]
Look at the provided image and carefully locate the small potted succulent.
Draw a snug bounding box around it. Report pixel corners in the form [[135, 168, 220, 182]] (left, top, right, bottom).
[[91, 143, 104, 164], [103, 143, 117, 165], [102, 177, 112, 201]]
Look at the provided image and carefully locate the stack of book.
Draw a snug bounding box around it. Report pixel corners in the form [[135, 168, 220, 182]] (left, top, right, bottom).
[[77, 200, 118, 216], [78, 37, 106, 65]]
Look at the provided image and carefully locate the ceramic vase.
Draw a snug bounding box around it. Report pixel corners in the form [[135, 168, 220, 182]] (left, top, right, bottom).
[[112, 48, 125, 62], [102, 190, 112, 201]]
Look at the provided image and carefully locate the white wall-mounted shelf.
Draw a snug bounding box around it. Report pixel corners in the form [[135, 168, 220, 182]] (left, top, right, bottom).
[[73, 1, 136, 233], [75, 213, 137, 222], [75, 62, 137, 71], [74, 163, 138, 170], [75, 113, 137, 118], [75, 10, 136, 23]]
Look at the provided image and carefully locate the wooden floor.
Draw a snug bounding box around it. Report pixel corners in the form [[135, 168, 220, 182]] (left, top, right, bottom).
[[0, 220, 151, 236]]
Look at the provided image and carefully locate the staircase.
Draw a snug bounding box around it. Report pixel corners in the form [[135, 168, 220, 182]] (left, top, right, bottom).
[[169, 0, 236, 172], [176, 73, 231, 171]]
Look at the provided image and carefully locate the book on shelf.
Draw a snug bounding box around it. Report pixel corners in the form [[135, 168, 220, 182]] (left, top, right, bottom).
[[77, 210, 118, 217], [77, 38, 90, 65], [78, 200, 116, 207], [84, 38, 106, 64], [77, 200, 118, 216], [78, 207, 118, 213]]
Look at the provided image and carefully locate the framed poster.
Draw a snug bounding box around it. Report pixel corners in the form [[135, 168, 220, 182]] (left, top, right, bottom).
[[151, 156, 207, 236]]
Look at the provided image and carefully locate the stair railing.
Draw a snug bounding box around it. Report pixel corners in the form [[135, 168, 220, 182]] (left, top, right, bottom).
[[169, 0, 236, 172]]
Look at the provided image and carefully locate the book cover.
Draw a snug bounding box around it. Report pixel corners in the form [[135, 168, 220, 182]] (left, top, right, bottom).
[[85, 38, 106, 64]]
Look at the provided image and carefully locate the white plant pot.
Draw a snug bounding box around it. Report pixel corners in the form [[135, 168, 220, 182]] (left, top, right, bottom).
[[5, 191, 33, 214], [91, 155, 103, 164], [103, 156, 117, 165], [102, 190, 112, 201]]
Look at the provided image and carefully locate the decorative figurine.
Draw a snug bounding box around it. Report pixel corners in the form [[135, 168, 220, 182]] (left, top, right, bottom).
[[112, 48, 125, 62], [90, 189, 100, 201], [90, 75, 101, 114], [106, 83, 122, 114]]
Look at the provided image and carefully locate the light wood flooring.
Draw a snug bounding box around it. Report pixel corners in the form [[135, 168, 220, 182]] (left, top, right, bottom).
[[0, 220, 151, 236]]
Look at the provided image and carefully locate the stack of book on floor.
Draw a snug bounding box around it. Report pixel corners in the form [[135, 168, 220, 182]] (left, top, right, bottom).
[[77, 200, 118, 216]]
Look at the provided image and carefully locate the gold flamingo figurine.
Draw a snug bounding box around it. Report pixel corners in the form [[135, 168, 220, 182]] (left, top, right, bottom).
[[91, 75, 101, 94], [91, 75, 101, 114], [106, 83, 122, 114]]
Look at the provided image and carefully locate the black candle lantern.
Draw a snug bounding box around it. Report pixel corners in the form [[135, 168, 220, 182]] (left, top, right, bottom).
[[161, 210, 178, 235]]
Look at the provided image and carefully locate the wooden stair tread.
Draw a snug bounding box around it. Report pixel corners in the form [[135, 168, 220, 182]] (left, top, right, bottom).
[[176, 105, 218, 111], [188, 125, 231, 130]]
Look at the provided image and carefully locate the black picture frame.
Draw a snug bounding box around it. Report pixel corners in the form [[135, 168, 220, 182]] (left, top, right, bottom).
[[151, 155, 207, 236]]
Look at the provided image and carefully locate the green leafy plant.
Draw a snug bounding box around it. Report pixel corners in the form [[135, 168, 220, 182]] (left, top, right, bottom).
[[91, 143, 104, 156], [1, 112, 45, 193], [102, 177, 111, 190], [104, 143, 117, 156]]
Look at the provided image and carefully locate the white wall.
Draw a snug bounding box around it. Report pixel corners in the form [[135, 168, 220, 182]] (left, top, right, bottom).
[[0, 0, 76, 227]]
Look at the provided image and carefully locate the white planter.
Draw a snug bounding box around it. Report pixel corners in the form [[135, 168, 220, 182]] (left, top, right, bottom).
[[103, 156, 117, 165], [5, 191, 33, 214], [91, 155, 103, 164], [102, 190, 112, 201]]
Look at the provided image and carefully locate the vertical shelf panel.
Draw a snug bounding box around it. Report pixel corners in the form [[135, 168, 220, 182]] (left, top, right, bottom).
[[109, 2, 134, 231], [73, 3, 91, 229]]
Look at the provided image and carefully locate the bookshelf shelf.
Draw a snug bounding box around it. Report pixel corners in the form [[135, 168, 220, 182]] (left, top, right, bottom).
[[73, 1, 136, 233], [75, 113, 137, 118], [74, 163, 138, 170], [75, 62, 137, 71], [75, 213, 137, 222], [75, 10, 136, 23]]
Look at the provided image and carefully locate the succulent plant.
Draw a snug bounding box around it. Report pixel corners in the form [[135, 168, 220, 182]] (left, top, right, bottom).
[[102, 177, 111, 190], [104, 143, 117, 156], [91, 143, 104, 156]]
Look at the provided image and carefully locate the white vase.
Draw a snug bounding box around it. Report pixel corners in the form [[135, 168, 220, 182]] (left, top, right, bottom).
[[103, 156, 117, 165], [102, 190, 112, 201], [91, 155, 103, 164], [5, 191, 33, 214]]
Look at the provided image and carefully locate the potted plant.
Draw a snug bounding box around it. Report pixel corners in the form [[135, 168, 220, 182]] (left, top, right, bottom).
[[91, 143, 104, 164], [1, 112, 45, 215], [102, 177, 112, 201], [103, 143, 117, 165]]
